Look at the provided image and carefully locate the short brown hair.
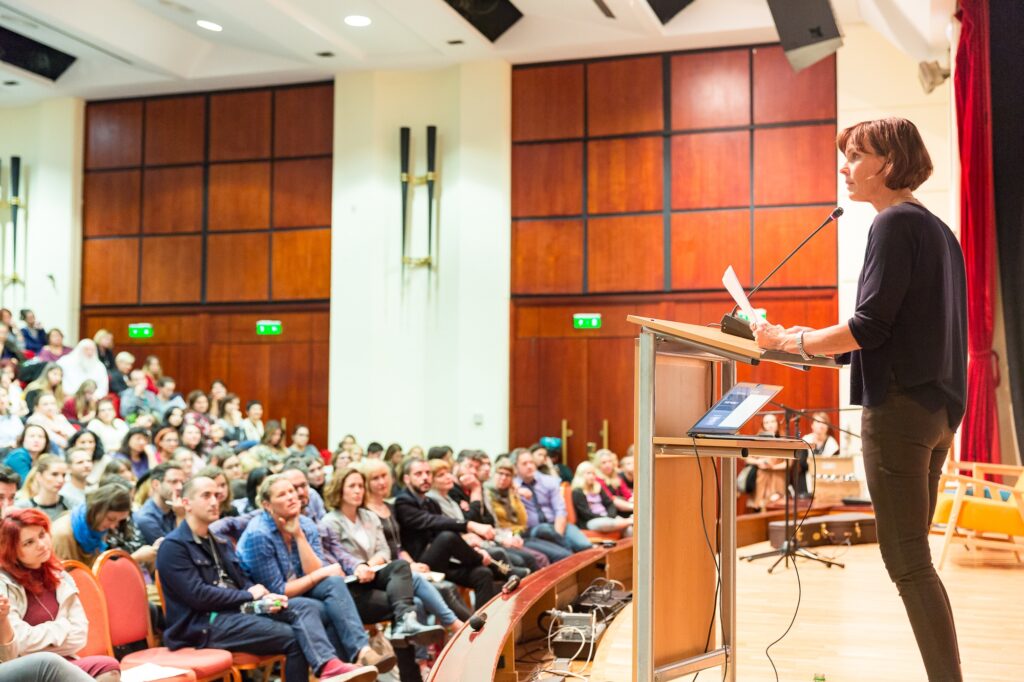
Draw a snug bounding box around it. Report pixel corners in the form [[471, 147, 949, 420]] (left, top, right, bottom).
[[429, 459, 451, 476], [837, 117, 932, 191]]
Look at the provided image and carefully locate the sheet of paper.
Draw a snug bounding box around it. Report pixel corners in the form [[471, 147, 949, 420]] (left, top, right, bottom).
[[121, 663, 193, 682], [722, 266, 760, 322]]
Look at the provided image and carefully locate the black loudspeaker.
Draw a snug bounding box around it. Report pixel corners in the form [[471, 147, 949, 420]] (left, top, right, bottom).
[[443, 0, 522, 43], [766, 0, 843, 71], [0, 26, 76, 81], [644, 0, 696, 25]]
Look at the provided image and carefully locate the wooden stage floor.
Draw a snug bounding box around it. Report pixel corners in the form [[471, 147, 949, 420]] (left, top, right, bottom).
[[583, 535, 1023, 681]]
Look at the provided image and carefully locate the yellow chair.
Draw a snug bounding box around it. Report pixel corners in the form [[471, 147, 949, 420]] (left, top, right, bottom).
[[932, 463, 1024, 569]]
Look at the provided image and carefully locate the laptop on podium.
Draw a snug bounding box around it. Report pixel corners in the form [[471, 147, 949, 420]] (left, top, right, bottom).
[[687, 382, 782, 438]]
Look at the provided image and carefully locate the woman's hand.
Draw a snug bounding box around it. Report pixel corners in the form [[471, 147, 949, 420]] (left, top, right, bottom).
[[751, 320, 790, 352]]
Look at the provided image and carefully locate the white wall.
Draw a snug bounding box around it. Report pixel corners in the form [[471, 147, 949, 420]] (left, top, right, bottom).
[[0, 98, 84, 339], [328, 62, 512, 454], [835, 22, 954, 453]]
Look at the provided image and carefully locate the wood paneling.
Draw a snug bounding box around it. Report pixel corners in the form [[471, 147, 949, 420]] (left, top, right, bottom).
[[82, 238, 139, 305], [671, 210, 751, 290], [140, 236, 202, 303], [753, 46, 836, 124], [272, 158, 332, 228], [585, 337, 635, 458], [209, 90, 272, 161], [512, 64, 584, 142], [538, 338, 588, 465], [86, 101, 143, 169], [587, 137, 663, 214], [206, 233, 269, 301], [512, 143, 583, 218], [670, 131, 750, 209], [753, 206, 837, 288], [83, 171, 141, 237], [271, 228, 331, 300], [142, 166, 204, 234], [587, 215, 664, 293], [144, 96, 205, 165], [274, 84, 333, 157], [587, 56, 663, 136], [754, 125, 837, 205], [208, 162, 271, 231], [511, 220, 583, 295], [670, 49, 750, 130]]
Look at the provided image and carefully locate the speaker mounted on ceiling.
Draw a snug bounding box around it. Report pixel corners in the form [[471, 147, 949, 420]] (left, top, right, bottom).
[[444, 0, 523, 43], [0, 26, 76, 81], [644, 0, 696, 25], [766, 0, 843, 72]]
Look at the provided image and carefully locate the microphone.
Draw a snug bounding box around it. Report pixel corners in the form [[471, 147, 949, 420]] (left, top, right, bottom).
[[469, 612, 487, 631], [501, 574, 521, 594], [720, 206, 843, 340]]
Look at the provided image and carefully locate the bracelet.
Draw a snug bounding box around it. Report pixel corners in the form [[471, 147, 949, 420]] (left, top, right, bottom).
[[797, 331, 813, 361]]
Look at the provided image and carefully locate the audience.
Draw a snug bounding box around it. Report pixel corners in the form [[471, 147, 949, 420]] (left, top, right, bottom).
[[133, 463, 186, 545], [488, 456, 570, 562], [27, 393, 76, 451], [218, 393, 245, 444], [50, 483, 132, 565], [57, 340, 108, 398], [0, 465, 20, 513], [15, 455, 70, 521], [107, 351, 134, 395], [35, 329, 71, 363], [0, 392, 24, 448], [153, 377, 185, 419], [86, 398, 128, 453], [111, 426, 155, 480], [62, 380, 98, 425], [60, 449, 92, 509], [241, 400, 265, 442], [23, 363, 64, 414], [804, 411, 840, 456], [571, 462, 633, 537], [18, 309, 47, 354], [4, 424, 51, 484], [513, 448, 592, 555], [289, 424, 320, 461], [119, 369, 157, 420], [594, 449, 634, 514]]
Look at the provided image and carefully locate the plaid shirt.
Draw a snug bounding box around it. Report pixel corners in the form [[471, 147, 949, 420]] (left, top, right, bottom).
[[237, 510, 324, 595]]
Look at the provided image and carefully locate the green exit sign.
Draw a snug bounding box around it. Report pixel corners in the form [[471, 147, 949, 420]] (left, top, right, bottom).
[[128, 323, 153, 339], [573, 313, 602, 330], [256, 319, 282, 336]]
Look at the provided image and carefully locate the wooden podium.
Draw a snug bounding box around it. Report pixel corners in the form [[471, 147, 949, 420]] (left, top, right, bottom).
[[629, 316, 837, 682]]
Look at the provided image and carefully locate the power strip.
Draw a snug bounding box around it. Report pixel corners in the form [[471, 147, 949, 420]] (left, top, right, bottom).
[[532, 658, 573, 682]]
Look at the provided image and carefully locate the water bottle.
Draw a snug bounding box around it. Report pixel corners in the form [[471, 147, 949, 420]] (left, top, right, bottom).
[[813, 674, 826, 682], [241, 597, 281, 615]]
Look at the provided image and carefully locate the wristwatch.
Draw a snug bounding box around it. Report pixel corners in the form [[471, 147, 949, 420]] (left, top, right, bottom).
[[796, 331, 812, 361]]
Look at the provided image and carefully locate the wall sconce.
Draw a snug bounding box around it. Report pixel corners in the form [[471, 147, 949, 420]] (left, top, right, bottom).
[[0, 157, 26, 300], [399, 126, 438, 270]]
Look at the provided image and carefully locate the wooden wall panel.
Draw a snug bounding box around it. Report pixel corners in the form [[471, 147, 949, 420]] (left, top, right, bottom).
[[272, 158, 332, 228], [587, 215, 664, 293], [144, 96, 205, 165], [754, 125, 837, 205], [753, 206, 837, 288], [670, 210, 751, 290], [537, 338, 589, 466], [209, 90, 272, 161], [670, 131, 750, 209], [206, 233, 269, 301], [587, 137, 663, 214], [670, 49, 750, 130], [83, 171, 141, 237], [585, 337, 636, 459], [753, 47, 836, 124], [274, 84, 333, 157], [142, 166, 204, 234], [140, 236, 202, 303], [512, 65, 584, 142], [271, 228, 331, 300], [208, 162, 271, 231], [86, 101, 142, 169], [511, 220, 583, 295], [587, 56, 663, 136], [82, 238, 139, 305], [512, 143, 583, 217]]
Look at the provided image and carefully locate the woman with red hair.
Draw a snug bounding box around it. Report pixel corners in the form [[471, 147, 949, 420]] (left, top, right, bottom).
[[0, 508, 120, 679]]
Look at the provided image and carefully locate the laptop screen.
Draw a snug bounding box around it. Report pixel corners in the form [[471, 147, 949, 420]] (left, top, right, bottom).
[[688, 383, 782, 435]]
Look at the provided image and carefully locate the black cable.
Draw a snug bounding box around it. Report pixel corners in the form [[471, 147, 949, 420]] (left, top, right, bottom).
[[689, 442, 724, 681]]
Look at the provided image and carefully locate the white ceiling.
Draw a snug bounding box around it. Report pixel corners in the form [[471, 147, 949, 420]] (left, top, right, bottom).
[[0, 0, 955, 107]]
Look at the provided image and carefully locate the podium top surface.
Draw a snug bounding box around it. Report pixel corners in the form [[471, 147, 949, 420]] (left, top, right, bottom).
[[626, 315, 838, 369]]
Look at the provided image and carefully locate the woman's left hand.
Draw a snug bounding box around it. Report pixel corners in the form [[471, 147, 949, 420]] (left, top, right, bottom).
[[750, 320, 788, 351]]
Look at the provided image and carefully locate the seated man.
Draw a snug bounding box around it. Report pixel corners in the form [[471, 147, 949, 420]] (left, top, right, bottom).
[[281, 460, 327, 522], [157, 476, 376, 682], [133, 463, 187, 545], [237, 474, 394, 674], [513, 448, 592, 554], [118, 369, 157, 419], [394, 457, 499, 608], [0, 464, 19, 514]]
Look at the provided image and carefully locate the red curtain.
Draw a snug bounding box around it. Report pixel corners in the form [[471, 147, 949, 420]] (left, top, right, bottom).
[[955, 0, 999, 463]]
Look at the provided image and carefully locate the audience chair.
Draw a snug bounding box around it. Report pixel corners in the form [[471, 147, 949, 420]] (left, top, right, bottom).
[[154, 571, 287, 682], [932, 463, 1024, 569], [93, 549, 237, 682], [561, 482, 622, 542]]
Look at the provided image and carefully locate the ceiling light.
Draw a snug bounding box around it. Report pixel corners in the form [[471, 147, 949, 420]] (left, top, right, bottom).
[[316, 51, 335, 58], [344, 15, 372, 27], [196, 19, 223, 32], [3, 81, 18, 86], [447, 39, 465, 45]]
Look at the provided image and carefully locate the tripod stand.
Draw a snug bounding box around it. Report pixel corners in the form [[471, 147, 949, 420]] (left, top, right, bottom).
[[740, 406, 844, 572]]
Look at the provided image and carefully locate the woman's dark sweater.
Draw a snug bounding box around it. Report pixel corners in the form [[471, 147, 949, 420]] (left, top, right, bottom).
[[841, 203, 967, 428], [572, 487, 617, 525]]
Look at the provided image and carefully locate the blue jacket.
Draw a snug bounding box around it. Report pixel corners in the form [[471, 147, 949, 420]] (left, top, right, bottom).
[[155, 520, 254, 649]]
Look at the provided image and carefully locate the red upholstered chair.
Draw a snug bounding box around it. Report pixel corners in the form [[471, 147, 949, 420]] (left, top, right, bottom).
[[561, 482, 622, 542], [92, 549, 236, 682]]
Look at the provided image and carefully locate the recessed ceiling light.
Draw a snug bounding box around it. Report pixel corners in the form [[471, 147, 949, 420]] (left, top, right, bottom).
[[344, 15, 372, 27], [3, 81, 18, 86], [316, 51, 335, 58], [196, 19, 222, 32], [447, 39, 465, 45]]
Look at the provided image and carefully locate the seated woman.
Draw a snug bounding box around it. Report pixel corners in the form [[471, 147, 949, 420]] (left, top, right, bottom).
[[15, 456, 70, 522], [34, 330, 71, 364], [486, 457, 571, 563], [261, 420, 288, 459], [321, 467, 448, 644], [18, 309, 47, 355], [0, 392, 24, 450], [0, 508, 120, 680], [61, 381, 97, 427], [593, 450, 634, 515], [183, 390, 213, 451], [570, 462, 633, 537], [748, 413, 787, 511], [49, 483, 133, 566], [217, 393, 245, 445], [23, 363, 65, 415], [152, 427, 180, 466], [26, 394, 76, 452], [108, 427, 156, 481], [3, 425, 52, 485], [85, 399, 127, 454]]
